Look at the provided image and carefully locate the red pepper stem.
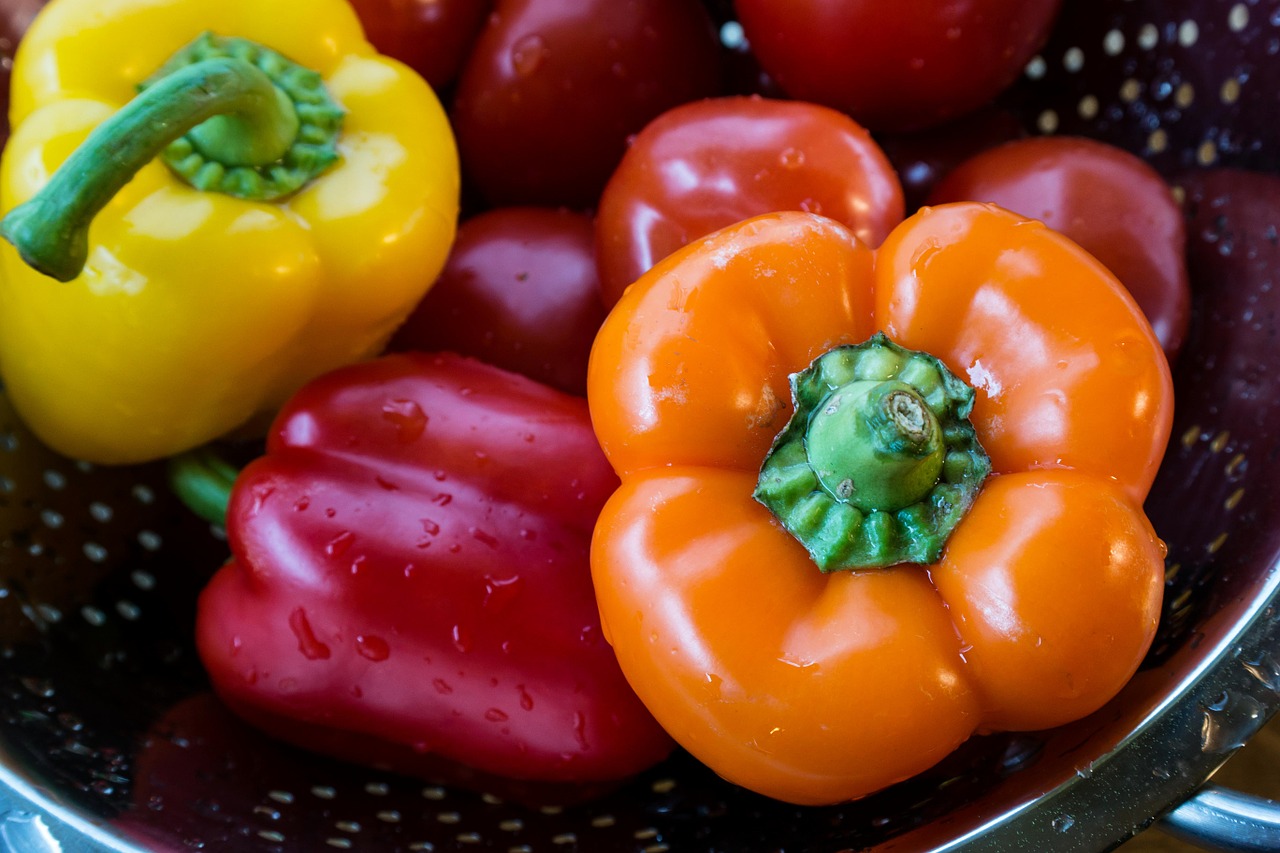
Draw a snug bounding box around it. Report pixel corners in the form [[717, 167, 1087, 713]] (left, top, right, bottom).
[[168, 447, 240, 527]]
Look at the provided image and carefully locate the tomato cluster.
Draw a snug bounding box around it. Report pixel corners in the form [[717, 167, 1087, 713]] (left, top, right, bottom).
[[341, 0, 1185, 382]]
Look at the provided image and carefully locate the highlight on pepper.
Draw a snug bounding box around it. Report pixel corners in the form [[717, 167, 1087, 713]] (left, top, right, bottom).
[[0, 0, 460, 465], [588, 203, 1173, 805]]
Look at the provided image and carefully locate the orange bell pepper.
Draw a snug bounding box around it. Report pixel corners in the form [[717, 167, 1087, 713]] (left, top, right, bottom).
[[587, 203, 1173, 806]]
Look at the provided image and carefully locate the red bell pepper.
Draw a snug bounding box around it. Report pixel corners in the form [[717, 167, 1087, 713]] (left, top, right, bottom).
[[194, 352, 673, 783]]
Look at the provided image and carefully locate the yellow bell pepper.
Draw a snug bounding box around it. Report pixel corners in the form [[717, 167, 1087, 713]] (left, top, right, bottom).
[[0, 0, 460, 464]]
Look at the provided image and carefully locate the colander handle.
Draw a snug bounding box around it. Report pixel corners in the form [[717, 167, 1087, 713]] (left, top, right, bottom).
[[1162, 785, 1280, 853]]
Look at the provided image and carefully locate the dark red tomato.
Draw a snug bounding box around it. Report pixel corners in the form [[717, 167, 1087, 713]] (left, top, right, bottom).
[[595, 96, 904, 308], [451, 0, 722, 209], [927, 136, 1190, 361], [348, 0, 493, 90], [733, 0, 1062, 132], [875, 106, 1026, 212], [0, 0, 48, 147], [389, 207, 607, 396]]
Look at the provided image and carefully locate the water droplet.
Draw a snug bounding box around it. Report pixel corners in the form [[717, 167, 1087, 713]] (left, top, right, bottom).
[[432, 678, 453, 695], [374, 476, 399, 491], [779, 147, 805, 169], [356, 635, 390, 662], [471, 527, 499, 549], [1052, 814, 1075, 833], [579, 624, 599, 645], [325, 531, 355, 558], [485, 708, 509, 722], [420, 519, 440, 536], [432, 493, 453, 506], [289, 608, 331, 660], [573, 711, 590, 751], [483, 574, 522, 612], [381, 399, 427, 442], [249, 484, 275, 516], [519, 686, 535, 711], [1242, 652, 1280, 691], [452, 624, 472, 653], [293, 496, 310, 511], [511, 34, 549, 76], [519, 528, 537, 541]]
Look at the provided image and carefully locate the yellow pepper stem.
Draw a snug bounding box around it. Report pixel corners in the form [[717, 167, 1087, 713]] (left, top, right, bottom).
[[0, 34, 343, 282]]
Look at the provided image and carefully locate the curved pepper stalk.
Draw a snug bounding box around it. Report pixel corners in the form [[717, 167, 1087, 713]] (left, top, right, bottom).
[[1, 34, 344, 282]]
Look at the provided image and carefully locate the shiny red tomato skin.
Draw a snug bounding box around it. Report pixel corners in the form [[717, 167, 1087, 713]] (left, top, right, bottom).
[[927, 136, 1190, 361], [450, 0, 722, 208], [595, 96, 904, 307], [348, 0, 493, 90], [389, 207, 606, 396], [733, 0, 1062, 132]]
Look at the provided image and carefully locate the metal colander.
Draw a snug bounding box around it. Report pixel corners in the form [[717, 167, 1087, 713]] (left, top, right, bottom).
[[1, 1, 1279, 851]]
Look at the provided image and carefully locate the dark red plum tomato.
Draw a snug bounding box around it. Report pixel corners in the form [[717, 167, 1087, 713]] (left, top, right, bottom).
[[595, 96, 904, 308], [389, 208, 607, 396], [733, 0, 1062, 132], [927, 135, 1190, 362], [348, 0, 493, 90], [450, 0, 722, 209]]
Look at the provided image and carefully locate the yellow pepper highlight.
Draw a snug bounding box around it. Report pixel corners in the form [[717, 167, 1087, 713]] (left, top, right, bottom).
[[0, 0, 460, 464]]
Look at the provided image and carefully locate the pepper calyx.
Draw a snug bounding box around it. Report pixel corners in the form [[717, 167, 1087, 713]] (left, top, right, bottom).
[[753, 332, 990, 572], [141, 33, 346, 201]]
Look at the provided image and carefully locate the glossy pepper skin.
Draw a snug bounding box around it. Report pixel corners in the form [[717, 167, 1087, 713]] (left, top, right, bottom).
[[0, 0, 459, 464], [588, 204, 1173, 805], [197, 352, 673, 784]]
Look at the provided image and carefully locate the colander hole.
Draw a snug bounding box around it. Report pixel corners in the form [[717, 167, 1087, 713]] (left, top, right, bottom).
[[1177, 20, 1199, 47]]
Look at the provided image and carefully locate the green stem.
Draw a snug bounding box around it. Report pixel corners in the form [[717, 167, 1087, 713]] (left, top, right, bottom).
[[0, 34, 344, 282], [168, 447, 240, 528], [754, 333, 990, 572]]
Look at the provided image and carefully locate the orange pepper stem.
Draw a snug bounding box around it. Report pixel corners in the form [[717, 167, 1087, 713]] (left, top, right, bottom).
[[754, 332, 990, 571]]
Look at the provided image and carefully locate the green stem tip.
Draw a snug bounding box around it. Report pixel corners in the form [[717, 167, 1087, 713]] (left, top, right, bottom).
[[168, 446, 240, 528], [754, 332, 990, 572], [0, 32, 344, 282]]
